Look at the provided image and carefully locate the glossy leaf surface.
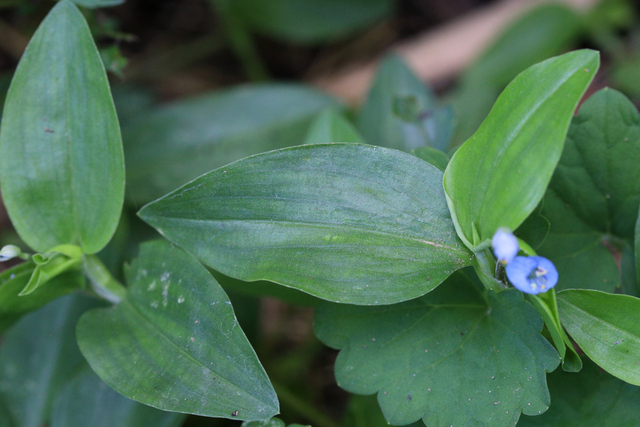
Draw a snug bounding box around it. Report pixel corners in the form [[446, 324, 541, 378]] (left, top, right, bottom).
[[51, 368, 185, 427], [314, 272, 559, 425], [77, 240, 279, 420], [443, 50, 599, 251], [558, 290, 640, 386], [123, 84, 339, 203], [139, 144, 473, 305], [0, 295, 99, 427], [0, 0, 124, 253], [539, 89, 640, 293], [519, 359, 640, 426]]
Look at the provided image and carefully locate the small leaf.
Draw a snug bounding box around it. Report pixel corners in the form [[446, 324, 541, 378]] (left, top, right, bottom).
[[0, 0, 124, 254], [314, 271, 559, 426], [242, 418, 310, 427], [70, 0, 125, 8], [303, 109, 363, 145], [139, 144, 473, 305], [518, 359, 640, 426], [411, 146, 449, 171], [539, 88, 640, 293], [0, 294, 100, 427], [225, 0, 393, 44], [443, 50, 599, 251], [0, 262, 84, 333], [76, 240, 279, 420], [357, 55, 438, 152], [123, 84, 340, 203], [51, 368, 185, 427], [558, 289, 640, 385]]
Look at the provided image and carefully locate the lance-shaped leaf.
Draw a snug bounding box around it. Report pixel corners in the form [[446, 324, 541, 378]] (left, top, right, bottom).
[[0, 0, 124, 254], [139, 144, 473, 305], [51, 368, 185, 427], [0, 294, 99, 427], [303, 109, 363, 145], [123, 84, 339, 204], [557, 289, 640, 386], [314, 271, 560, 426], [539, 88, 640, 293], [76, 240, 279, 420], [443, 50, 599, 251], [518, 358, 640, 426]]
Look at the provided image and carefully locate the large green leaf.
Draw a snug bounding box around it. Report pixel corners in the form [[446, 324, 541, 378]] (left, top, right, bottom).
[[443, 50, 599, 251], [51, 368, 185, 427], [139, 143, 473, 305], [518, 358, 640, 426], [226, 0, 393, 44], [357, 55, 441, 152], [557, 289, 640, 386], [76, 240, 278, 420], [0, 294, 99, 427], [70, 0, 124, 8], [0, 261, 84, 333], [314, 271, 559, 426], [123, 84, 340, 204], [0, 0, 124, 254], [539, 88, 640, 293]]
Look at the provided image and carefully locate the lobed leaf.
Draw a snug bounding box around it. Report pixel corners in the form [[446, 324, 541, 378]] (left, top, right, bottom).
[[314, 271, 559, 426], [539, 88, 640, 293], [76, 240, 279, 420], [443, 50, 599, 251], [139, 143, 473, 305], [0, 0, 124, 254]]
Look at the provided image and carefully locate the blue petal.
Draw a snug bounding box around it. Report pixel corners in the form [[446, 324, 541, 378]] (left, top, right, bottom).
[[492, 228, 519, 263], [505, 256, 558, 295]]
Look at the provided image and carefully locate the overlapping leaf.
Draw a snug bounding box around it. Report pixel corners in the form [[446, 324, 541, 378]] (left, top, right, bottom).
[[519, 359, 640, 426], [139, 143, 473, 305], [77, 240, 279, 420], [51, 369, 185, 427], [123, 84, 340, 203], [314, 271, 559, 426], [0, 0, 124, 253], [539, 88, 640, 293], [443, 50, 599, 251], [558, 289, 640, 386], [303, 109, 363, 145]]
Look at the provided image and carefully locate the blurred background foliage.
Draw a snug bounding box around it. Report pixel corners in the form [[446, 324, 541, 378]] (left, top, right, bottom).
[[0, 0, 640, 425]]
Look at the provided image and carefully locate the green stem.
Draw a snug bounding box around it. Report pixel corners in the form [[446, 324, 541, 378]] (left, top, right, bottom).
[[474, 250, 506, 293], [273, 381, 342, 427], [83, 255, 126, 304], [209, 0, 269, 81]]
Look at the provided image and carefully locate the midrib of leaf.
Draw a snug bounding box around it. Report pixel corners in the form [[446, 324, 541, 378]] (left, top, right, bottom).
[[121, 299, 272, 409]]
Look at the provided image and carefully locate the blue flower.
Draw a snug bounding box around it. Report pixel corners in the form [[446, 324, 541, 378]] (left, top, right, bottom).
[[505, 256, 558, 294], [492, 228, 519, 263]]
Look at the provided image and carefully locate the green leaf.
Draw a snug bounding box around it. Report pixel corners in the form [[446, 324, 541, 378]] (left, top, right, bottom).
[[51, 368, 185, 427], [0, 262, 84, 333], [76, 240, 279, 420], [538, 88, 640, 293], [357, 55, 439, 152], [0, 0, 124, 254], [242, 418, 310, 427], [558, 289, 640, 386], [123, 84, 340, 204], [314, 271, 559, 426], [0, 399, 14, 427], [411, 146, 449, 171], [344, 394, 422, 427], [139, 143, 473, 305], [0, 294, 100, 427], [514, 205, 550, 251], [443, 50, 599, 251], [518, 358, 640, 426], [226, 0, 393, 44], [303, 109, 364, 145]]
